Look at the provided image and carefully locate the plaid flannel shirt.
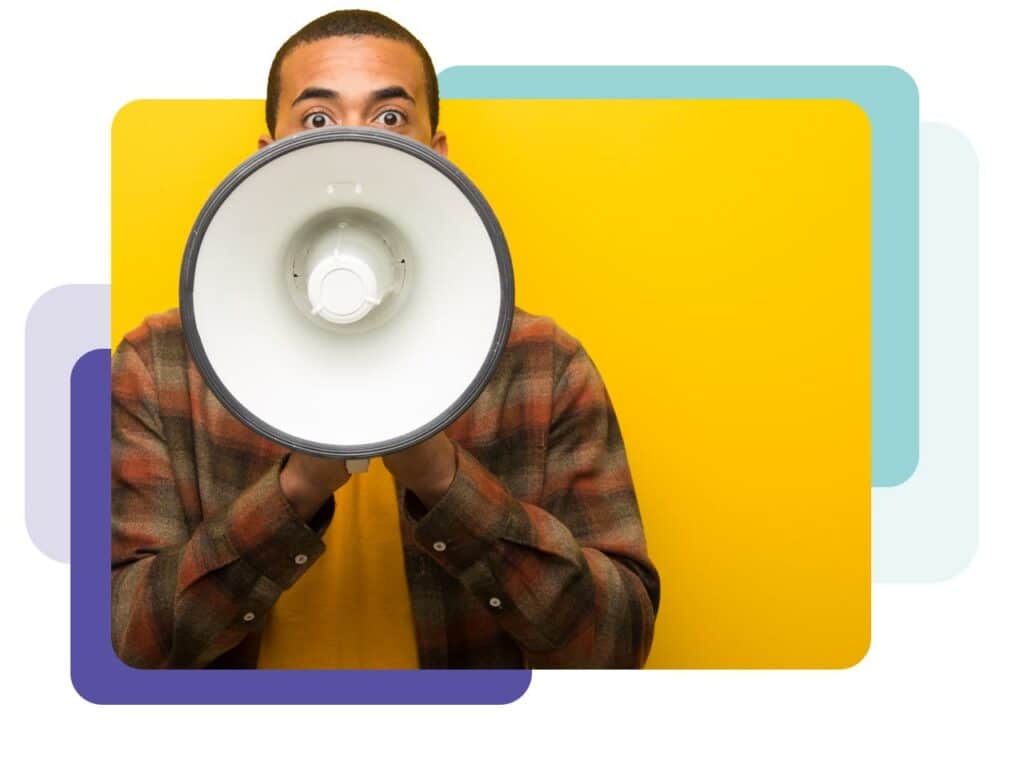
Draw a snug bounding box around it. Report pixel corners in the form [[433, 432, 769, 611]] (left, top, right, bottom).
[[111, 306, 659, 669]]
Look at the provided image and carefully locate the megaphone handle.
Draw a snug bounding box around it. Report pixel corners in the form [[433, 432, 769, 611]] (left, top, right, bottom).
[[345, 458, 371, 474]]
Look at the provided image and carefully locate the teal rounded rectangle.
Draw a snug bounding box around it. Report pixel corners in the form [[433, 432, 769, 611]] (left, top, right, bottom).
[[439, 66, 919, 487]]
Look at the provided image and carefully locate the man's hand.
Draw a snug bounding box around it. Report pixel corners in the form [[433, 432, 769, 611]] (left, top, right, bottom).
[[383, 432, 457, 508], [279, 452, 351, 522]]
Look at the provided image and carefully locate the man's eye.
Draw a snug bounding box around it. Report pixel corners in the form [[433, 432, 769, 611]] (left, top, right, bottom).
[[374, 110, 406, 128], [303, 112, 334, 129]]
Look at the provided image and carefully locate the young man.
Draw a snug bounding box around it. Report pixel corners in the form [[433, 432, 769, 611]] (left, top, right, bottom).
[[111, 9, 659, 669]]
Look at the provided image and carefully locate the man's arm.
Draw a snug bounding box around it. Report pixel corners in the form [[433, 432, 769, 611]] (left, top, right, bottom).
[[110, 336, 336, 669], [404, 344, 660, 669]]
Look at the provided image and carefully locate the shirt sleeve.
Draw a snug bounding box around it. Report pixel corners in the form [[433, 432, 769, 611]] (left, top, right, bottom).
[[406, 345, 660, 668], [110, 337, 333, 669]]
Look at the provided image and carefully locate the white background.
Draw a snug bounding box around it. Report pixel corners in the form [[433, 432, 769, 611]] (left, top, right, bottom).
[[2, 1, 1020, 765]]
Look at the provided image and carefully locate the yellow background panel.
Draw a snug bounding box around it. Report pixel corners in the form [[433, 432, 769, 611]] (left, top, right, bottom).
[[112, 99, 871, 668]]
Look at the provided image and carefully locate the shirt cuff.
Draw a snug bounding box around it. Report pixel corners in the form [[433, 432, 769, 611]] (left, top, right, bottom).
[[407, 442, 514, 575], [223, 454, 333, 589]]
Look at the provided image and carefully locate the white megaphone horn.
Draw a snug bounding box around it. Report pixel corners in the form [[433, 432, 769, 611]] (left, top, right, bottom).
[[179, 127, 514, 472]]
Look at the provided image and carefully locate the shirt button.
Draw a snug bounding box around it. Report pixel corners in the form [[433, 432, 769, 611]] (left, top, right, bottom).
[[242, 612, 256, 622], [294, 554, 308, 565], [432, 541, 447, 552], [488, 597, 502, 609]]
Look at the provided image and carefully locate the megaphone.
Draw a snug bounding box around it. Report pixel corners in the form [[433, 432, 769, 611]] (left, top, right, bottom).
[[179, 127, 514, 467]]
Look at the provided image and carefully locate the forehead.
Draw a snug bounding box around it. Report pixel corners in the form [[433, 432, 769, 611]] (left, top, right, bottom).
[[278, 35, 428, 100]]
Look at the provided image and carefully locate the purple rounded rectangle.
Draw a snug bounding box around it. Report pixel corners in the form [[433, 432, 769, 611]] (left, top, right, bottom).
[[71, 349, 531, 704]]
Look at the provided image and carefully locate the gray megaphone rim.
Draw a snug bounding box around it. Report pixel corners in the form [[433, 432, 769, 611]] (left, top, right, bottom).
[[179, 126, 514, 459]]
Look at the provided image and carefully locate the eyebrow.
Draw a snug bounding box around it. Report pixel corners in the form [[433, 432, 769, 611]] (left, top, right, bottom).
[[369, 85, 416, 104], [290, 86, 339, 107], [290, 85, 416, 108]]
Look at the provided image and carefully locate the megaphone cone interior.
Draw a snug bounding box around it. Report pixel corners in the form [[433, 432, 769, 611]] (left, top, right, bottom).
[[289, 207, 408, 329], [180, 127, 514, 458]]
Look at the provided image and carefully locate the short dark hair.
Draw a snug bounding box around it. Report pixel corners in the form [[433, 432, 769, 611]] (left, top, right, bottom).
[[265, 9, 439, 138]]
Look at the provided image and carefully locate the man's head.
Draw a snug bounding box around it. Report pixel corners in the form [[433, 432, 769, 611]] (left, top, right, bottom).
[[260, 10, 445, 155]]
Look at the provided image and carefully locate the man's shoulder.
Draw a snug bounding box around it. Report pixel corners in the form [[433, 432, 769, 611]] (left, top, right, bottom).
[[120, 307, 184, 348], [116, 308, 188, 375], [508, 306, 581, 360]]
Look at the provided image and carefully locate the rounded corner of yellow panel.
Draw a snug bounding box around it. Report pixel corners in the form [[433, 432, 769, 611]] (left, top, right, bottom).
[[836, 628, 872, 670], [111, 99, 149, 135], [833, 98, 872, 135]]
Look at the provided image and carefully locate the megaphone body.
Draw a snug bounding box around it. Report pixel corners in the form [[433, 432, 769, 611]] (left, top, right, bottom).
[[179, 127, 514, 463]]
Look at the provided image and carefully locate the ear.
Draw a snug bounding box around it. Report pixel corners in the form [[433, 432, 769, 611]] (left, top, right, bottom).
[[258, 133, 273, 150], [431, 129, 448, 158]]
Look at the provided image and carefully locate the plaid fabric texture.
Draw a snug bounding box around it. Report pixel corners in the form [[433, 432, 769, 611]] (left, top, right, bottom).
[[111, 307, 659, 669]]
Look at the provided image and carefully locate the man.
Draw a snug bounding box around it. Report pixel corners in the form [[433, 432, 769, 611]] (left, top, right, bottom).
[[111, 9, 659, 669]]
